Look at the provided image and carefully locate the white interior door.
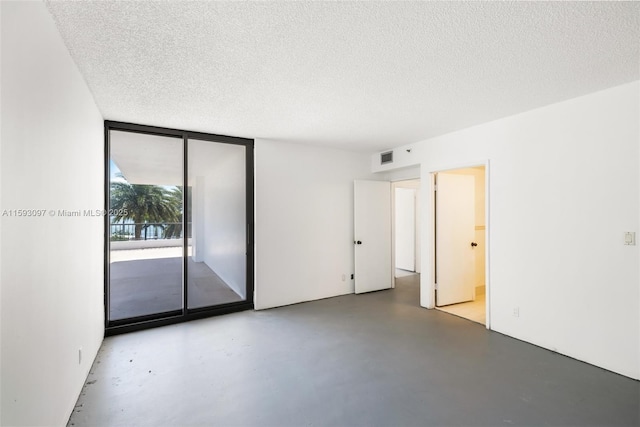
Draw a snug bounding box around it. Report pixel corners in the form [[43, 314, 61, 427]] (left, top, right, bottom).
[[395, 188, 416, 271], [354, 180, 392, 294], [436, 173, 475, 306]]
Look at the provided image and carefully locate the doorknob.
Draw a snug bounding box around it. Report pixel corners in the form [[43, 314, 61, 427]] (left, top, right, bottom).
[[471, 242, 478, 247], [354, 240, 362, 245]]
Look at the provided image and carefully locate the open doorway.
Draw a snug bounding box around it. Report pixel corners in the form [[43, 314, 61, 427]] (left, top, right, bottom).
[[392, 179, 421, 303], [434, 166, 486, 325]]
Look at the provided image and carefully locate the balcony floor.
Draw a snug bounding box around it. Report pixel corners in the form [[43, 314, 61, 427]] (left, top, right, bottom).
[[109, 248, 243, 321]]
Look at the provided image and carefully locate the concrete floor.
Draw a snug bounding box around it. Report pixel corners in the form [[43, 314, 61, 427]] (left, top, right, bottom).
[[70, 275, 639, 427], [109, 255, 242, 320]]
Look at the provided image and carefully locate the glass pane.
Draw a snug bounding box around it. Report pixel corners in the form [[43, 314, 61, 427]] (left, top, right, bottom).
[[187, 140, 246, 309], [109, 131, 183, 321]]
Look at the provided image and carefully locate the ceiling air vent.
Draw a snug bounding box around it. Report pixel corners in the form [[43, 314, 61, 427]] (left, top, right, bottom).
[[380, 151, 393, 165]]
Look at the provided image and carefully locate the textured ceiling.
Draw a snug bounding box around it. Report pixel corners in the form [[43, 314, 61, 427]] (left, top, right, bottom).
[[46, 1, 639, 152]]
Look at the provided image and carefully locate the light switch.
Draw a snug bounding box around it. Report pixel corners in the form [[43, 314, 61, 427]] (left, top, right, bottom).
[[624, 232, 635, 246]]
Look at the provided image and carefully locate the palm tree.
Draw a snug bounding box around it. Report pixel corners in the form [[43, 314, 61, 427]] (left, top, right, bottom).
[[110, 179, 182, 240], [161, 186, 187, 239]]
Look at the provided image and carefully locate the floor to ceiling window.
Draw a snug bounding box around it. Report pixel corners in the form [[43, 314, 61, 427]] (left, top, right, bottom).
[[105, 122, 254, 334]]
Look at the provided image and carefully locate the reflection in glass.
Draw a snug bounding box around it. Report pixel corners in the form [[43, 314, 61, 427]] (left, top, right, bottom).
[[187, 140, 246, 309], [108, 131, 183, 321]]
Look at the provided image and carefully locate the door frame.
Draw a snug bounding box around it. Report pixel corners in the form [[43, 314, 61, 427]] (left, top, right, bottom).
[[424, 160, 491, 329], [104, 120, 255, 336]]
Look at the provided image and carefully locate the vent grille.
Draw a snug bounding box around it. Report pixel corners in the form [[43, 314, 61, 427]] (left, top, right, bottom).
[[380, 151, 393, 165]]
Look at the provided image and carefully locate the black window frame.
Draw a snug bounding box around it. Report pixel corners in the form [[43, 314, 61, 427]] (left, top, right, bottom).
[[104, 120, 254, 336]]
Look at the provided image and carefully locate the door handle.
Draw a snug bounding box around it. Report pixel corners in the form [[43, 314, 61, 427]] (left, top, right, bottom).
[[471, 242, 478, 247], [354, 240, 362, 245]]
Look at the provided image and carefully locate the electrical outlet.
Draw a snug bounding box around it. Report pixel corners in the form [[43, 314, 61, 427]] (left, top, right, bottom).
[[624, 232, 635, 246], [513, 307, 520, 318], [351, 274, 354, 280]]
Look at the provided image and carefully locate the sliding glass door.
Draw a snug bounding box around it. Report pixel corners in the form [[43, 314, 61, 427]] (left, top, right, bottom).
[[187, 139, 247, 309], [105, 122, 253, 334], [108, 131, 184, 322]]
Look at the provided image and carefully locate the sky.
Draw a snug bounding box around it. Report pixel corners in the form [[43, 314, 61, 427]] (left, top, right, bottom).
[[109, 159, 127, 183]]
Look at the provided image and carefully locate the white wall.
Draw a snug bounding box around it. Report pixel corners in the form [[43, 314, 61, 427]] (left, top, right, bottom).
[[254, 139, 378, 309], [373, 81, 640, 380], [395, 187, 416, 271], [0, 3, 4, 422], [201, 146, 247, 299], [1, 3, 104, 425], [393, 179, 422, 274]]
